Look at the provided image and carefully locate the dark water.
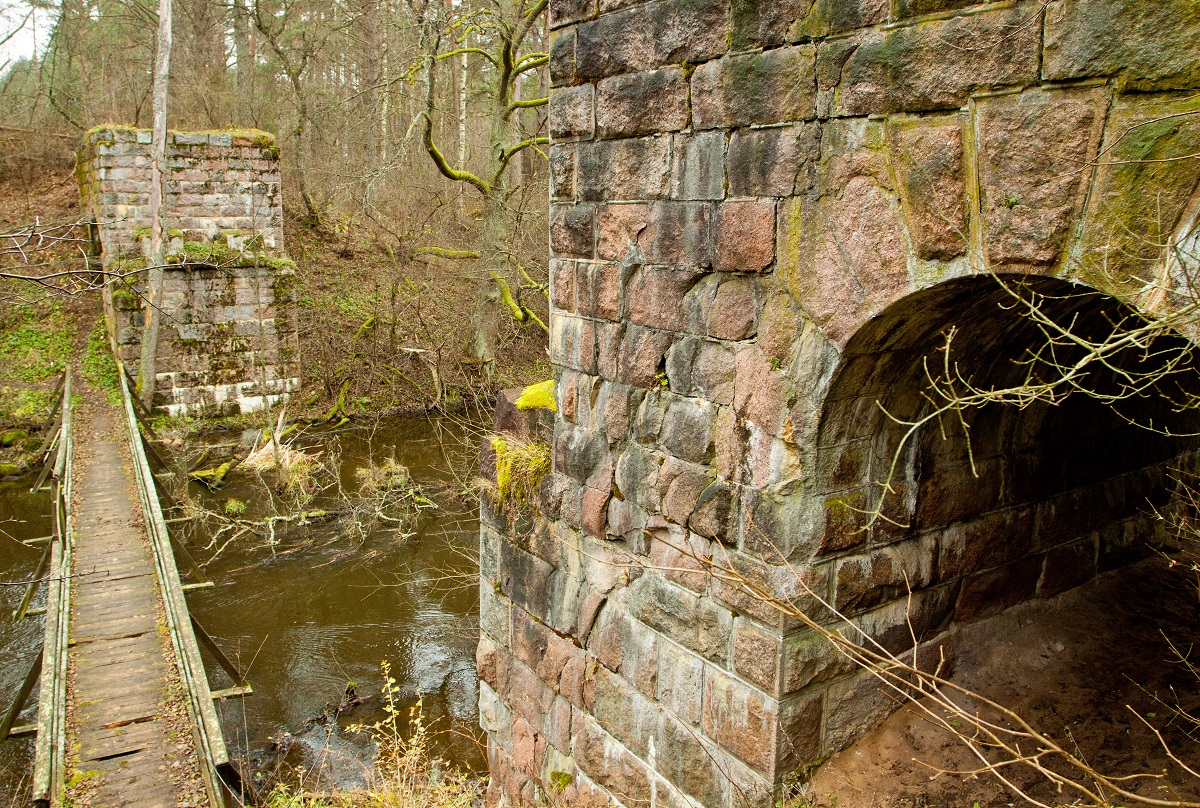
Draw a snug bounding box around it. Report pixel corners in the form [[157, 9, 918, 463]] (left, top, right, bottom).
[[0, 478, 52, 803], [180, 415, 485, 792]]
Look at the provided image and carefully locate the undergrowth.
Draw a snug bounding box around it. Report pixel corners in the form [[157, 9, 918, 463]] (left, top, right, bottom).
[[263, 661, 481, 808], [80, 318, 121, 403], [0, 300, 73, 383]]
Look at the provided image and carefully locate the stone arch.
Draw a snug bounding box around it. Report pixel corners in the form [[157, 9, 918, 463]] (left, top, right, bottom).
[[811, 273, 1199, 628]]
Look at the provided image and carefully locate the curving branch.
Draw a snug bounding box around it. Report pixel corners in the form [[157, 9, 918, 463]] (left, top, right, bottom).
[[421, 53, 492, 197]]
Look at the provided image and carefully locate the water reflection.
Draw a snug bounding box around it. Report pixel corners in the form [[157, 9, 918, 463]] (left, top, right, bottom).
[[181, 414, 484, 791], [0, 478, 52, 801]]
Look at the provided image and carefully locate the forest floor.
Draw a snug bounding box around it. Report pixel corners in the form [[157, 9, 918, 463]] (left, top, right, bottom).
[[806, 556, 1200, 808]]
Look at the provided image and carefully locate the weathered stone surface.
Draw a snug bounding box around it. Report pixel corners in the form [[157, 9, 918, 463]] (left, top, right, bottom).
[[829, 4, 1042, 116], [780, 631, 855, 695], [582, 486, 611, 538], [781, 0, 888, 39], [641, 204, 714, 268], [578, 136, 671, 202], [549, 28, 577, 87], [629, 267, 707, 332], [778, 119, 909, 345], [549, 0, 594, 28], [707, 278, 758, 341], [576, 0, 729, 80], [615, 442, 663, 508], [730, 0, 808, 48], [702, 667, 776, 774], [615, 325, 673, 387], [575, 261, 621, 320], [596, 68, 689, 139], [734, 345, 790, 434], [551, 259, 576, 313], [689, 480, 737, 544], [666, 336, 736, 404], [549, 144, 576, 201], [732, 617, 781, 693], [660, 457, 714, 526], [777, 690, 824, 770], [887, 114, 967, 261], [1073, 92, 1200, 290], [937, 507, 1035, 582], [1043, 0, 1200, 90], [549, 84, 595, 142], [572, 714, 652, 806], [647, 529, 711, 593], [715, 200, 776, 272], [656, 640, 705, 725], [834, 537, 936, 614], [894, 0, 976, 17], [727, 124, 819, 199], [550, 204, 595, 258], [659, 394, 718, 463], [692, 46, 817, 130], [590, 603, 659, 696], [627, 573, 732, 663], [671, 131, 726, 201], [977, 86, 1107, 269], [822, 672, 894, 754]]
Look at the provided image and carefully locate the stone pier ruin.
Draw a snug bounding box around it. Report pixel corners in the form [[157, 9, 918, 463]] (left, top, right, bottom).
[[78, 127, 300, 416], [480, 0, 1200, 805]]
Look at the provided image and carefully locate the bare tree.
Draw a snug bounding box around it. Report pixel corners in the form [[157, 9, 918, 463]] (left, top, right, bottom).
[[419, 0, 548, 373], [137, 0, 173, 407]]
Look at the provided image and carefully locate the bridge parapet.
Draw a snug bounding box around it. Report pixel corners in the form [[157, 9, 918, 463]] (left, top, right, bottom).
[[482, 0, 1200, 804], [78, 126, 299, 416]]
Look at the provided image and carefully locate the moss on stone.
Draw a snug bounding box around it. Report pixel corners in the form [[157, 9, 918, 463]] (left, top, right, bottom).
[[491, 435, 551, 505], [515, 379, 556, 411]]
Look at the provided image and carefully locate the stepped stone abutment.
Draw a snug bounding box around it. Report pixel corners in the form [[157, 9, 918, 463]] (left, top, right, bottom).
[[78, 127, 300, 416], [480, 0, 1200, 804]]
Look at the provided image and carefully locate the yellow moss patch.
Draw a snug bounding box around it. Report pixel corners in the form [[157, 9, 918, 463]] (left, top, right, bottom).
[[516, 379, 556, 412], [491, 435, 551, 504]]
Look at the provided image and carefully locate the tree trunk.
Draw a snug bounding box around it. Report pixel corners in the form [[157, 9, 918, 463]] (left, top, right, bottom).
[[138, 0, 172, 410], [233, 0, 252, 119]]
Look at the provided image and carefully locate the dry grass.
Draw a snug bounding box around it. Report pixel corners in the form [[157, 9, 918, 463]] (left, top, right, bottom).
[[263, 663, 483, 808]]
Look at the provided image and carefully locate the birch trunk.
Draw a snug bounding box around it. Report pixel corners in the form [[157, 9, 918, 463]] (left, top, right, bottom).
[[138, 0, 172, 409]]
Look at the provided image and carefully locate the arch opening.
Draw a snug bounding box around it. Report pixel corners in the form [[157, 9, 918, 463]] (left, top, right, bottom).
[[814, 274, 1200, 626]]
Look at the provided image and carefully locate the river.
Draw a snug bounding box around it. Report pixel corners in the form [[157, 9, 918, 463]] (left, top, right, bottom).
[[0, 478, 52, 801], [0, 412, 485, 799]]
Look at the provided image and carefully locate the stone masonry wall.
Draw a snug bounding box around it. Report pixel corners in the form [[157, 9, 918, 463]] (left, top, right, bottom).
[[481, 1, 1200, 805], [78, 127, 299, 416]]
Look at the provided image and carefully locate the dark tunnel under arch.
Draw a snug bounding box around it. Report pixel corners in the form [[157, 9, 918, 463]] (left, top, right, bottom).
[[812, 273, 1200, 628]]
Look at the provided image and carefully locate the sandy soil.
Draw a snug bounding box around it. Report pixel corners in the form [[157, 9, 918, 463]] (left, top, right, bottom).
[[806, 557, 1200, 807]]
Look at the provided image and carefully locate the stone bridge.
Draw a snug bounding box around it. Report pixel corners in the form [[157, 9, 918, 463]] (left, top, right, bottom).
[[481, 0, 1200, 805], [79, 127, 300, 416]]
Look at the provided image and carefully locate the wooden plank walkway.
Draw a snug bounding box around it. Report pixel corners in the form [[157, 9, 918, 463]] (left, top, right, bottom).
[[69, 407, 181, 807]]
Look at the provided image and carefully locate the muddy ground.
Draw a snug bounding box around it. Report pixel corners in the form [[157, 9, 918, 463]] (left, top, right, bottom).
[[807, 557, 1200, 807]]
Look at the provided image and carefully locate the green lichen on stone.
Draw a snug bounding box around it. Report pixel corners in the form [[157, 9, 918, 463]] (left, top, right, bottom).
[[132, 226, 186, 241], [515, 380, 556, 411], [164, 240, 295, 271], [823, 490, 868, 540], [1071, 93, 1200, 294], [548, 771, 574, 793]]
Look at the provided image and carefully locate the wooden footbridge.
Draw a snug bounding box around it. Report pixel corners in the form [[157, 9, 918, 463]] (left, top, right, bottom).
[[1, 361, 252, 806]]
